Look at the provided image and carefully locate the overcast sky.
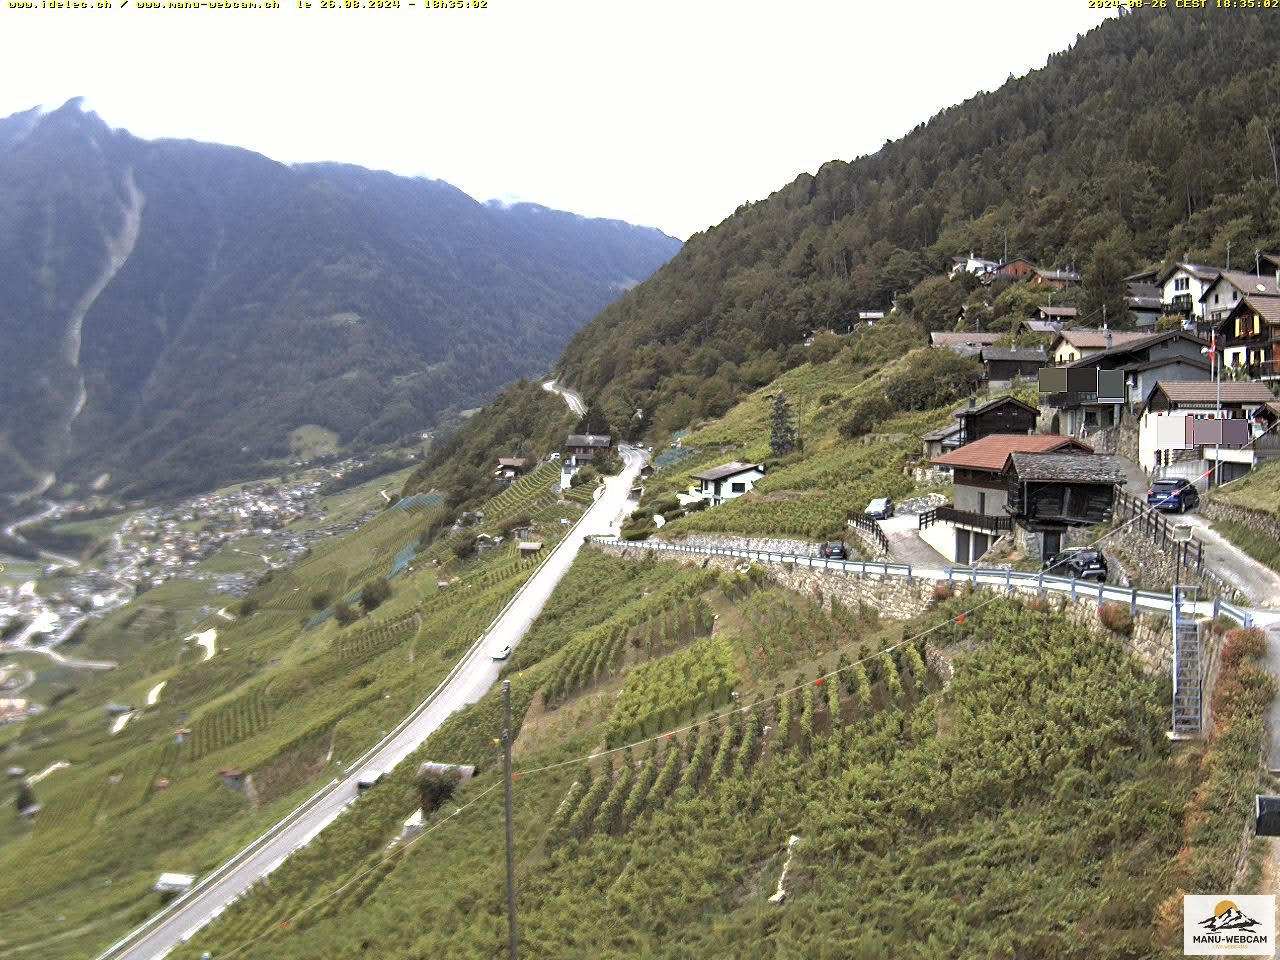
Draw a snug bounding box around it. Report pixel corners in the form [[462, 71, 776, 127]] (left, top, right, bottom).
[[2, 1, 1113, 239]]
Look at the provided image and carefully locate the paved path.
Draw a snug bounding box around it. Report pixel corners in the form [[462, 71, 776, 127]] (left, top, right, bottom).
[[542, 379, 586, 417], [99, 446, 644, 960], [878, 512, 950, 568]]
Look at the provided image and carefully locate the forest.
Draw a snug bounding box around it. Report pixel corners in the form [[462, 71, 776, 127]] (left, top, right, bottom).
[[555, 10, 1280, 441]]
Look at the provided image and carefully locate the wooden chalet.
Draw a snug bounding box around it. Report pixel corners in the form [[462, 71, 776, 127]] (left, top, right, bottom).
[[1004, 452, 1125, 559], [565, 434, 612, 462]]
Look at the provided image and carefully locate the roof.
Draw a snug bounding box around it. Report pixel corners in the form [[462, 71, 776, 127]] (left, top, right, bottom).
[[980, 346, 1046, 363], [1122, 356, 1210, 374], [565, 434, 611, 447], [1124, 269, 1159, 283], [1199, 269, 1280, 300], [1157, 262, 1224, 285], [998, 257, 1037, 268], [1006, 452, 1126, 484], [953, 395, 1039, 417], [1220, 294, 1280, 328], [1060, 330, 1207, 369], [693, 461, 764, 482], [1146, 380, 1277, 406], [929, 332, 1002, 347], [496, 457, 527, 467], [1022, 320, 1060, 334], [1053, 329, 1151, 350], [921, 422, 962, 443], [1034, 267, 1080, 281], [930, 434, 1092, 471], [1126, 296, 1163, 311], [1037, 305, 1077, 318]]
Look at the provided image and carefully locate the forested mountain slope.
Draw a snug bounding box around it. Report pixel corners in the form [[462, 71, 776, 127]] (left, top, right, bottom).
[[0, 100, 679, 499], [555, 9, 1280, 436]]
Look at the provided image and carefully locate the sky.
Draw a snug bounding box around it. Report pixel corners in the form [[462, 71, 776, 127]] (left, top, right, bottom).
[[1, 1, 1114, 240]]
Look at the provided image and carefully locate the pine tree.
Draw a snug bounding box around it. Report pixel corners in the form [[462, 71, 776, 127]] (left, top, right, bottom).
[[770, 393, 796, 457]]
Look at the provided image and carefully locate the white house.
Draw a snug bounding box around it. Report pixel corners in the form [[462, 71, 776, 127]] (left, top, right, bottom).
[[1158, 263, 1222, 321], [949, 252, 999, 281], [1137, 380, 1279, 476], [692, 462, 765, 506], [1198, 269, 1280, 328]]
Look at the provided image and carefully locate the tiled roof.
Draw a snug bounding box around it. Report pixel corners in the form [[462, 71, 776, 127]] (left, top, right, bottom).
[[981, 347, 1046, 363], [921, 423, 962, 442], [1023, 320, 1060, 334], [692, 461, 764, 482], [1221, 295, 1280, 327], [1055, 329, 1151, 350], [1199, 270, 1280, 300], [1148, 381, 1277, 404], [496, 457, 527, 467], [1038, 306, 1077, 318], [930, 433, 1091, 471], [929, 332, 1002, 346], [1007, 452, 1126, 484]]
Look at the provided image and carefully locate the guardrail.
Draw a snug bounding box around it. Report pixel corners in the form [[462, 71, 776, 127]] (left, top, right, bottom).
[[95, 459, 630, 960], [845, 512, 891, 554], [589, 536, 1253, 629]]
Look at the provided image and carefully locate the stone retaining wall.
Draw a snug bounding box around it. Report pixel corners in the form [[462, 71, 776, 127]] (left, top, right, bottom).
[[1204, 499, 1280, 543], [655, 533, 821, 557], [1107, 523, 1242, 603]]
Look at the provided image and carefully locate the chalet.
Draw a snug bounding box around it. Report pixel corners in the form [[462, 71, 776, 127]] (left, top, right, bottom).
[[693, 462, 765, 506], [1125, 280, 1163, 328], [1049, 329, 1150, 365], [1032, 305, 1077, 326], [1048, 330, 1210, 437], [1004, 452, 1125, 561], [928, 331, 1002, 355], [981, 346, 1044, 384], [924, 434, 1091, 564], [1215, 294, 1280, 380], [1139, 380, 1280, 480], [996, 257, 1038, 281], [921, 396, 1038, 461], [1199, 270, 1280, 328], [494, 457, 528, 480], [564, 434, 612, 462], [1158, 262, 1221, 321], [921, 421, 962, 461], [1031, 267, 1080, 290], [949, 252, 999, 281]]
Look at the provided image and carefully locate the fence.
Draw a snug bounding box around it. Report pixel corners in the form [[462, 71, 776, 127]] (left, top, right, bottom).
[[1112, 488, 1205, 574], [845, 513, 891, 554], [918, 505, 1013, 534], [589, 536, 1252, 628]]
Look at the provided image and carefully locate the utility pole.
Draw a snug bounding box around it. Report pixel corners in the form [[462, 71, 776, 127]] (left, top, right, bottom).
[[1214, 327, 1222, 489], [1227, 240, 1232, 271], [501, 680, 519, 960]]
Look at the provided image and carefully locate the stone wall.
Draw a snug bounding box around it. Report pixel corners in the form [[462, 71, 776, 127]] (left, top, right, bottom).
[[1105, 521, 1243, 603], [655, 533, 821, 557], [1204, 499, 1280, 543]]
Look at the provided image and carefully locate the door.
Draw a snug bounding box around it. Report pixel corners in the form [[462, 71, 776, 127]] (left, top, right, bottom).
[[977, 492, 986, 515], [1043, 531, 1062, 560], [955, 529, 970, 564]]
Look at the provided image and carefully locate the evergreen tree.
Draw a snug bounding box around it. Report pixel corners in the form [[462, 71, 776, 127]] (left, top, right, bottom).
[[770, 393, 796, 457]]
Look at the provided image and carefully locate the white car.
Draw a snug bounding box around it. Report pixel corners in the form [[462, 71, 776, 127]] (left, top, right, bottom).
[[492, 644, 511, 661]]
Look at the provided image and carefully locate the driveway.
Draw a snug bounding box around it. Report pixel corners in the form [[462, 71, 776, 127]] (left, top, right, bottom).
[[877, 512, 950, 569]]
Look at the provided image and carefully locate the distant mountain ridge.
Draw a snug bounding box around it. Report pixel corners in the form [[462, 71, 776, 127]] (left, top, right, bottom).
[[0, 100, 680, 499]]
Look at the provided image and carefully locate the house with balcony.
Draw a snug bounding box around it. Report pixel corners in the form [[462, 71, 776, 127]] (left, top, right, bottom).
[[996, 257, 1038, 281], [692, 462, 765, 507], [929, 331, 1002, 355], [949, 252, 1000, 281], [1031, 266, 1080, 290], [920, 396, 1038, 463], [1159, 262, 1222, 323], [1139, 380, 1280, 482], [923, 433, 1092, 564], [494, 457, 528, 480], [1198, 270, 1280, 329], [1045, 330, 1209, 438], [1216, 294, 1280, 380], [981, 346, 1045, 385], [564, 434, 612, 462], [1048, 329, 1151, 366]]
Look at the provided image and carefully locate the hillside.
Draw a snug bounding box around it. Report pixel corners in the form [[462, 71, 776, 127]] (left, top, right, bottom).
[[0, 100, 679, 500], [554, 9, 1280, 438]]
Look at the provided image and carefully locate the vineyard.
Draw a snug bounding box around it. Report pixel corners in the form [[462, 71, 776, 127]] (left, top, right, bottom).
[[603, 637, 737, 747], [186, 685, 272, 761]]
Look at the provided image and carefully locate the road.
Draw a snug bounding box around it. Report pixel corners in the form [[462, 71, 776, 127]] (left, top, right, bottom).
[[542, 379, 586, 417], [100, 445, 645, 960], [877, 512, 950, 568]]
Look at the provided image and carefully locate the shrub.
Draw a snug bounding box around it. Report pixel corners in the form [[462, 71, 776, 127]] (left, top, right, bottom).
[[931, 583, 952, 602], [334, 601, 359, 627], [309, 590, 332, 611], [360, 578, 392, 612], [237, 597, 259, 617], [1221, 627, 1266, 669], [416, 766, 462, 816], [1098, 602, 1133, 636]]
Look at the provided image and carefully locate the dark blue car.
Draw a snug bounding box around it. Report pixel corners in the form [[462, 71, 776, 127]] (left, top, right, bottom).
[[1147, 477, 1199, 513]]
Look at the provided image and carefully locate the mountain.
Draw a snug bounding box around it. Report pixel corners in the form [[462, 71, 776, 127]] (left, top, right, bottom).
[[0, 100, 680, 500], [550, 9, 1280, 439]]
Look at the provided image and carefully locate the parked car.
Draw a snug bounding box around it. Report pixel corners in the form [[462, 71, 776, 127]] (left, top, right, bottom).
[[491, 644, 511, 661], [1043, 548, 1108, 582], [356, 769, 385, 793], [864, 497, 894, 520], [820, 541, 847, 559], [1147, 477, 1199, 512]]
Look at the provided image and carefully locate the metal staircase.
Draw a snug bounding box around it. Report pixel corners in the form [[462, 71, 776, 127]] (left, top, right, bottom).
[[1172, 605, 1202, 736]]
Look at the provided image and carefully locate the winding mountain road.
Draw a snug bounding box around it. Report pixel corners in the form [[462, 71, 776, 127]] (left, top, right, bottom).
[[543, 379, 586, 417], [98, 443, 644, 960]]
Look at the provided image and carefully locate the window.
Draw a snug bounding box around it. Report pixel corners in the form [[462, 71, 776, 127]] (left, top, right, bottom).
[[1175, 277, 1189, 292], [977, 492, 986, 514], [730, 482, 746, 493], [1234, 290, 1240, 302], [1214, 293, 1219, 304]]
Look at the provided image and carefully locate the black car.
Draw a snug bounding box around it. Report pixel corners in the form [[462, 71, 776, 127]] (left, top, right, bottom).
[[820, 541, 847, 560], [1147, 477, 1199, 513], [1043, 548, 1108, 582]]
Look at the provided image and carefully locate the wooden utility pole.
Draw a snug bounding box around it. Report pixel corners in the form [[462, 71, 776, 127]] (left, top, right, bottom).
[[501, 680, 519, 960]]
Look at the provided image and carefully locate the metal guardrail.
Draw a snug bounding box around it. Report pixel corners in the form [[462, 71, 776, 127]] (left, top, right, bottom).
[[590, 536, 1253, 628]]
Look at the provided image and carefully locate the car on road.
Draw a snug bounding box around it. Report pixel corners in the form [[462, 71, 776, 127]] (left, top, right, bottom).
[[356, 769, 384, 793], [864, 497, 894, 520], [820, 541, 847, 559], [1043, 548, 1108, 582], [1147, 477, 1199, 512], [491, 644, 511, 661]]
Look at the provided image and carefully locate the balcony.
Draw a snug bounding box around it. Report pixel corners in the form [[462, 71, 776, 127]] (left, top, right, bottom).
[[919, 505, 1013, 534]]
